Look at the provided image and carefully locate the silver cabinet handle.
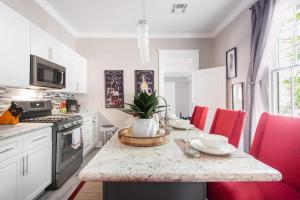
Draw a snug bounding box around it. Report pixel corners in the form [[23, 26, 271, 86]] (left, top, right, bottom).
[[20, 157, 24, 176], [0, 147, 14, 154], [24, 155, 28, 175], [22, 156, 25, 176], [32, 136, 47, 142]]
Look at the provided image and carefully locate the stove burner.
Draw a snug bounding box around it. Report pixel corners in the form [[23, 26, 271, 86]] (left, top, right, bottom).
[[22, 114, 81, 124]]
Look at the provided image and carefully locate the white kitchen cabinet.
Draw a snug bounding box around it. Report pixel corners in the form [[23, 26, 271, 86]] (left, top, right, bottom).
[[0, 127, 52, 200], [62, 50, 87, 94], [0, 156, 21, 200], [0, 2, 30, 88], [22, 144, 51, 200], [73, 54, 87, 94], [30, 24, 54, 62], [82, 114, 98, 157], [30, 24, 66, 66]]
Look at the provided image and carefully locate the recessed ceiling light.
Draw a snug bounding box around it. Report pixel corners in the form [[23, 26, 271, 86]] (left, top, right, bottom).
[[171, 3, 188, 14]]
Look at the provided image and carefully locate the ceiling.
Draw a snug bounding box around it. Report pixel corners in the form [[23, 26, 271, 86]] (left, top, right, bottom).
[[34, 0, 254, 38]]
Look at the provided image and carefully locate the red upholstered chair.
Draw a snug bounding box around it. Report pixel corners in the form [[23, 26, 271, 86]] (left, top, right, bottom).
[[208, 112, 300, 200], [190, 106, 198, 124], [192, 106, 208, 131], [209, 108, 247, 147]]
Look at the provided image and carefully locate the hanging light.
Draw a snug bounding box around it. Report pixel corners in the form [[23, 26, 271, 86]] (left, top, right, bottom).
[[137, 0, 149, 63]]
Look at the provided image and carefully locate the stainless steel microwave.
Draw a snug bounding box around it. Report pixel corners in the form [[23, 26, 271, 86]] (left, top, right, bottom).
[[30, 55, 66, 89]]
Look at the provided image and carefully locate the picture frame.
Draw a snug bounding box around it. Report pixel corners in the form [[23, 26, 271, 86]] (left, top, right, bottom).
[[135, 70, 154, 95], [104, 70, 124, 108], [232, 82, 244, 110], [226, 47, 237, 79]]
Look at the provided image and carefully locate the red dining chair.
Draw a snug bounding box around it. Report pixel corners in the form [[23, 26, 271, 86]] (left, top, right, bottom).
[[208, 112, 300, 200], [192, 106, 208, 131], [209, 108, 247, 148], [190, 106, 198, 124]]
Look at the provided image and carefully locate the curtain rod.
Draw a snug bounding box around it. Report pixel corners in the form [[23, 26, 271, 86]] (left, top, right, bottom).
[[249, 0, 258, 10]]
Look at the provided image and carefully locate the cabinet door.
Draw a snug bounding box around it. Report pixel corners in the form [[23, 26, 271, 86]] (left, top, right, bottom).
[[0, 2, 30, 88], [77, 56, 87, 93], [0, 156, 21, 200], [82, 120, 94, 156], [30, 24, 55, 61], [22, 144, 51, 200]]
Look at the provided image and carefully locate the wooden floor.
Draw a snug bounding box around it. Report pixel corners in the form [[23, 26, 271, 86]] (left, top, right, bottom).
[[37, 147, 101, 200]]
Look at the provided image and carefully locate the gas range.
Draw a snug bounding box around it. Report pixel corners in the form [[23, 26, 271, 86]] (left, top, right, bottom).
[[13, 100, 83, 189], [13, 100, 83, 131], [22, 114, 83, 131]]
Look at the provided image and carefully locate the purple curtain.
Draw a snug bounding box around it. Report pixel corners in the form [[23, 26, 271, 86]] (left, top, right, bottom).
[[244, 0, 276, 152]]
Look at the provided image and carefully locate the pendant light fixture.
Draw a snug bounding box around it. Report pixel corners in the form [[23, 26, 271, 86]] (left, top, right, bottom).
[[137, 0, 149, 63]]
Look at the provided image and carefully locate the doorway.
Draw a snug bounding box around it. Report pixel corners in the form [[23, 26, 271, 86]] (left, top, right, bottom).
[[158, 50, 226, 132], [158, 50, 199, 119]]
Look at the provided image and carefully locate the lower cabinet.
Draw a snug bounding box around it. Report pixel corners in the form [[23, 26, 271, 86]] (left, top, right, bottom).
[[0, 127, 52, 200], [22, 143, 51, 200], [0, 156, 21, 200], [82, 114, 98, 157]]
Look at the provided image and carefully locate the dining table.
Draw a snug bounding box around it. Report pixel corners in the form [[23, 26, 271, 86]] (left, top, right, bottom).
[[79, 128, 282, 200]]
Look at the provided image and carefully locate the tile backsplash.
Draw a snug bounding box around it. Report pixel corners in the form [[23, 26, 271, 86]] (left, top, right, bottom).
[[0, 87, 76, 113]]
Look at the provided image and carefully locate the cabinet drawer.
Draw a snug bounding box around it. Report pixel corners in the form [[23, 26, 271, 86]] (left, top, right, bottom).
[[23, 127, 51, 151], [0, 137, 19, 162]]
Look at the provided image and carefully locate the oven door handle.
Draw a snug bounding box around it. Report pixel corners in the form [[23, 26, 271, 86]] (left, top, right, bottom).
[[62, 131, 73, 136]]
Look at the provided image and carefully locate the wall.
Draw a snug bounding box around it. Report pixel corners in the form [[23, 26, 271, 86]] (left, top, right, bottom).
[[1, 0, 76, 49], [213, 9, 251, 109], [76, 38, 214, 127], [212, 9, 251, 150]]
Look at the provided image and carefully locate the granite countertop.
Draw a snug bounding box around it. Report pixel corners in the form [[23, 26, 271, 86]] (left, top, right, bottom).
[[79, 129, 282, 182], [0, 123, 53, 140], [78, 111, 98, 117]]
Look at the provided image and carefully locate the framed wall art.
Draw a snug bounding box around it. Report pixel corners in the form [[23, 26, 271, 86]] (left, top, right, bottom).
[[104, 70, 124, 108], [232, 82, 244, 110], [226, 47, 237, 79], [135, 70, 154, 95]]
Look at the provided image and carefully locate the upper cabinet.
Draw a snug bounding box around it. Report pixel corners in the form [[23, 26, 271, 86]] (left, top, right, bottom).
[[30, 24, 87, 94], [0, 2, 30, 88], [0, 2, 87, 92]]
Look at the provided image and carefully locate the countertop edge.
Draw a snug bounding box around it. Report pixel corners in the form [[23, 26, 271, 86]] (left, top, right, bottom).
[[0, 123, 53, 140], [78, 171, 282, 183]]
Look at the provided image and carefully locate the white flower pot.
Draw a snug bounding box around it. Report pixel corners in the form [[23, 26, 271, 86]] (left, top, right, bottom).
[[132, 118, 158, 137]]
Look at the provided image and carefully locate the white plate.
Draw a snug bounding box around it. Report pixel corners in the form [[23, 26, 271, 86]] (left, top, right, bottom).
[[171, 123, 195, 130], [190, 139, 236, 155]]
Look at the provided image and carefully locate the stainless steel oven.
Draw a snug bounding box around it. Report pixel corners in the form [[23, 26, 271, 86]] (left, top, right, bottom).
[[30, 55, 66, 89], [56, 126, 83, 188]]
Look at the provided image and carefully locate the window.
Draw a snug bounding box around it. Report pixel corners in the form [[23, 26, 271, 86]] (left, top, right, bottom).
[[272, 0, 300, 116]]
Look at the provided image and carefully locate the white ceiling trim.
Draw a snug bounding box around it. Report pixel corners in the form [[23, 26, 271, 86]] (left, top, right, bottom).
[[210, 0, 254, 37], [76, 32, 212, 38], [34, 0, 254, 39], [34, 0, 78, 37]]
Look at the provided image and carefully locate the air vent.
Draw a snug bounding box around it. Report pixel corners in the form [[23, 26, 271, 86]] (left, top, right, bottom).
[[171, 3, 187, 14]]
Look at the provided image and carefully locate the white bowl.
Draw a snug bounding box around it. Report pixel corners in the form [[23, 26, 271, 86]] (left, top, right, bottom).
[[199, 134, 228, 149], [174, 119, 190, 125]]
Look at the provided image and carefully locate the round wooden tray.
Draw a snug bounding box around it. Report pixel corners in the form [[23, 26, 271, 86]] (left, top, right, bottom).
[[118, 128, 169, 147]]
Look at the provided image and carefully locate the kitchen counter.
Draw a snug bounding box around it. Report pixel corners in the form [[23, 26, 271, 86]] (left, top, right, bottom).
[[78, 111, 98, 118], [0, 123, 53, 140], [79, 129, 282, 200], [79, 129, 281, 182]]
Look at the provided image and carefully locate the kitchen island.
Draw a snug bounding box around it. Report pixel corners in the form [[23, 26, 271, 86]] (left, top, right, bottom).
[[79, 129, 281, 200]]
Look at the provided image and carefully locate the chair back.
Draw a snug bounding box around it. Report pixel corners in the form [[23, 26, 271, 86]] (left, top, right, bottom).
[[250, 112, 300, 191], [209, 108, 246, 147], [190, 106, 197, 124], [192, 106, 208, 131]]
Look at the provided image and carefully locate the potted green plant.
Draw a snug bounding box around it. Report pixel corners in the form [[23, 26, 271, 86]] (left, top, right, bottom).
[[120, 91, 163, 137]]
